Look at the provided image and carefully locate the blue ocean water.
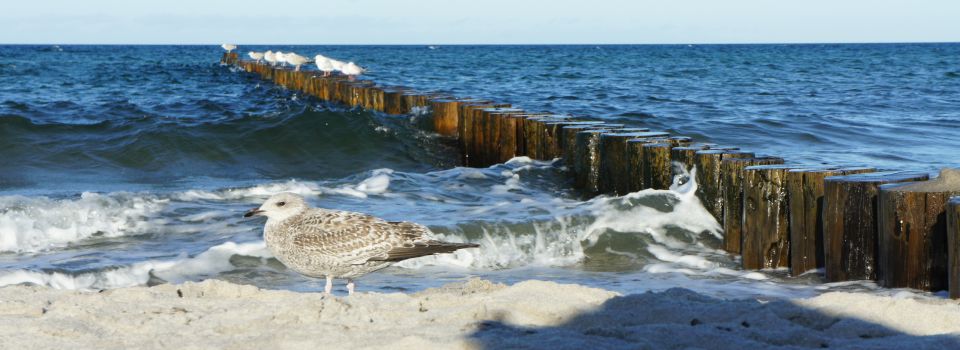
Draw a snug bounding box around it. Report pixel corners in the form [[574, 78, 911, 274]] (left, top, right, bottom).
[[0, 44, 957, 297]]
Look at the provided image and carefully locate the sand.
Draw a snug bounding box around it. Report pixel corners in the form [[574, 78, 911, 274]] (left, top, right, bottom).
[[1, 279, 959, 349]]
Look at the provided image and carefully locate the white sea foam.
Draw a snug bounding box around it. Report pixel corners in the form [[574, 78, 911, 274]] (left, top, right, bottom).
[[0, 241, 269, 290], [0, 193, 167, 253]]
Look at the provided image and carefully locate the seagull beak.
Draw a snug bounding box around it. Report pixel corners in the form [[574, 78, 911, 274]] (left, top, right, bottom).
[[243, 208, 265, 218]]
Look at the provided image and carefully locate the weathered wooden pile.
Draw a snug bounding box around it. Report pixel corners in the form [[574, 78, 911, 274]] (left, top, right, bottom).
[[224, 54, 960, 298]]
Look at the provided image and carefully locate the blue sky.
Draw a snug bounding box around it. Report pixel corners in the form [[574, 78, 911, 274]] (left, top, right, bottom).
[[2, 0, 957, 44]]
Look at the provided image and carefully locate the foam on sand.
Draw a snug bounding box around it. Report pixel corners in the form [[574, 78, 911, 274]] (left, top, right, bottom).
[[0, 278, 957, 349]]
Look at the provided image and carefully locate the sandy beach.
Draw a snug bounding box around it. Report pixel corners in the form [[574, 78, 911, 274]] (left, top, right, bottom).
[[0, 278, 958, 349]]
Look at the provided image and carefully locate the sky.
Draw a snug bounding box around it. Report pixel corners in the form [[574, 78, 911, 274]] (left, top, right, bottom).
[[1, 0, 958, 44]]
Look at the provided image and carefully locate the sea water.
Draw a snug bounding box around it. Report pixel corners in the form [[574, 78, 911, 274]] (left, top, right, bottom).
[[1, 44, 958, 298]]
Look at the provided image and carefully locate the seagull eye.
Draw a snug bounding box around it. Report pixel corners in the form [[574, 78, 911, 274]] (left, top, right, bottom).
[[277, 201, 286, 207]]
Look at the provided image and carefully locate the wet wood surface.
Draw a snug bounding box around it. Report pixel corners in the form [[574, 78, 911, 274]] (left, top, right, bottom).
[[786, 167, 875, 275], [694, 150, 756, 223], [822, 171, 930, 282], [599, 132, 669, 195], [741, 164, 799, 270], [719, 157, 785, 254], [878, 170, 960, 291], [949, 197, 960, 298]]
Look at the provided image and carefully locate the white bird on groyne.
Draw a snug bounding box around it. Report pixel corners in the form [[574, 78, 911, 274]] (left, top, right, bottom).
[[340, 62, 366, 80], [264, 51, 277, 66], [329, 58, 346, 72], [285, 53, 309, 71], [248, 51, 265, 63], [221, 44, 237, 53], [275, 51, 288, 67], [244, 193, 479, 295], [314, 55, 336, 76]]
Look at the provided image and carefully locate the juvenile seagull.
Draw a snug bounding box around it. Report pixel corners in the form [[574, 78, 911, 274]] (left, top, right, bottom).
[[244, 193, 478, 295], [248, 51, 264, 63], [221, 44, 237, 53]]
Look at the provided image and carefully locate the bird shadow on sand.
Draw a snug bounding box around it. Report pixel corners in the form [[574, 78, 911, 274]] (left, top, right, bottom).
[[467, 287, 960, 350]]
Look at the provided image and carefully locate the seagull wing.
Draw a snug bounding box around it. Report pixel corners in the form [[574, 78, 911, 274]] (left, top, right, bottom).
[[288, 209, 476, 264], [288, 209, 406, 264]]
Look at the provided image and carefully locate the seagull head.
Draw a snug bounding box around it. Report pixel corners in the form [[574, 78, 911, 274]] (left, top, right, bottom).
[[244, 192, 308, 221]]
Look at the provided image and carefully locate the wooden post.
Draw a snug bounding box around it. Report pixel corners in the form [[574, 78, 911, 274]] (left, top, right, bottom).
[[473, 107, 516, 166], [949, 196, 960, 298], [786, 167, 876, 275], [479, 108, 523, 165], [742, 164, 800, 270], [459, 101, 510, 167], [600, 132, 670, 195], [879, 169, 960, 291], [430, 98, 461, 137], [694, 150, 756, 223], [641, 143, 674, 190], [537, 117, 585, 160], [562, 125, 609, 170], [457, 101, 495, 166], [719, 157, 785, 254], [522, 115, 571, 161], [221, 52, 238, 65], [351, 81, 374, 107], [624, 135, 672, 192], [669, 136, 692, 147], [670, 144, 713, 177], [401, 92, 436, 115], [564, 123, 623, 171], [823, 171, 930, 282], [542, 121, 603, 161], [383, 87, 408, 114], [511, 113, 551, 157], [574, 129, 616, 194], [365, 86, 385, 111]]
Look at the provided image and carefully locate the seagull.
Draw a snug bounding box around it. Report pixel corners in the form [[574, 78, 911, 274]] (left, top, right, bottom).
[[329, 58, 346, 72], [244, 193, 479, 295], [340, 62, 366, 81], [264, 50, 277, 66], [285, 52, 309, 71], [221, 44, 237, 53], [248, 51, 264, 63], [314, 54, 336, 76], [275, 51, 287, 67]]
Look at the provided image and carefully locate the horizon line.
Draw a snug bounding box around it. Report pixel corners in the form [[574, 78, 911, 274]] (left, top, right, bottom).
[[2, 41, 959, 46]]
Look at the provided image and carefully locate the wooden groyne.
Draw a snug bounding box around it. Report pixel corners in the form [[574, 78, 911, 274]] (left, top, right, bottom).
[[223, 54, 960, 297]]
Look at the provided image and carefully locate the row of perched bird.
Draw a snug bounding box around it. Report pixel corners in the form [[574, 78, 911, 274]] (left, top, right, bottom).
[[221, 44, 365, 78]]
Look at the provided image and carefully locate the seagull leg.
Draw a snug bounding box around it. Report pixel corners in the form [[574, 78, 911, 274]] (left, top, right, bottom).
[[324, 275, 333, 295], [347, 280, 355, 295]]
